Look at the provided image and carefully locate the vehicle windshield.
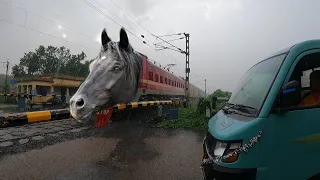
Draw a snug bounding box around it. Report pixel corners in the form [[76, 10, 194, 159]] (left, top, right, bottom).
[[228, 53, 287, 113]]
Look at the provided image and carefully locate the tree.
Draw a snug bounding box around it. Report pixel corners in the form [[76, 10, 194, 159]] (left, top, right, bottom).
[[211, 89, 232, 98], [11, 65, 26, 77], [12, 45, 90, 78]]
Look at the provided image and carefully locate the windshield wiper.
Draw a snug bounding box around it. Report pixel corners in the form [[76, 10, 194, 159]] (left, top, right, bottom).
[[223, 103, 257, 115], [232, 104, 257, 114], [222, 103, 237, 114]]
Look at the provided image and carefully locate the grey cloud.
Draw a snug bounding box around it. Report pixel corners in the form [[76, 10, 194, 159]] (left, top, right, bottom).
[[1, 0, 320, 93]]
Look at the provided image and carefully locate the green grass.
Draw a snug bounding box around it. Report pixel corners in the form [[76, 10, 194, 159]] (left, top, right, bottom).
[[158, 106, 211, 133]]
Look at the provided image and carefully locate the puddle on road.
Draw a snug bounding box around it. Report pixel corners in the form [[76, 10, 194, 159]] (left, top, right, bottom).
[[0, 123, 204, 180], [0, 137, 120, 180]]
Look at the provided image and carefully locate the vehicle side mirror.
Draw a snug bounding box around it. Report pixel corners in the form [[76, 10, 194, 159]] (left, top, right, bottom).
[[277, 80, 301, 111]]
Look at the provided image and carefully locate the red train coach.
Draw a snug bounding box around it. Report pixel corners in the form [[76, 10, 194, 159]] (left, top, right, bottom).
[[134, 53, 185, 101]]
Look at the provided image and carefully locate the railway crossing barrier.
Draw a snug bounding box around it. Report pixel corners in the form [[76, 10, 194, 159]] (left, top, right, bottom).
[[0, 100, 184, 128]]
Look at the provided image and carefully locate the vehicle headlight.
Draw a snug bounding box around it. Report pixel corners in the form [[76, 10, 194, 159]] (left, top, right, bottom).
[[204, 133, 243, 163], [212, 140, 242, 163], [221, 142, 242, 163], [213, 141, 227, 156]]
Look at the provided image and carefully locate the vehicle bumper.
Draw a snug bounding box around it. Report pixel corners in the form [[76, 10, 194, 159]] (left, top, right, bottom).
[[201, 136, 257, 180], [202, 161, 256, 180]]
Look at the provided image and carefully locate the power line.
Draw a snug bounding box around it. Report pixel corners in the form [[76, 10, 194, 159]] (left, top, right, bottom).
[[81, 0, 184, 72], [154, 37, 185, 46], [81, 0, 145, 44], [157, 33, 183, 38], [1, 0, 187, 78], [91, 0, 135, 32], [106, 0, 174, 53], [153, 35, 185, 53], [81, 0, 172, 64], [0, 18, 88, 49], [91, 0, 155, 47], [108, 0, 153, 35], [0, 0, 94, 41]]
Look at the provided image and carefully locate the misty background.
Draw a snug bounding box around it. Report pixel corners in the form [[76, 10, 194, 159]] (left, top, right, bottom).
[[0, 0, 319, 93]]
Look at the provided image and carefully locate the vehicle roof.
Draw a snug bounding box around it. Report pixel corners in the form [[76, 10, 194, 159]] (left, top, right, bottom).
[[255, 39, 320, 66]]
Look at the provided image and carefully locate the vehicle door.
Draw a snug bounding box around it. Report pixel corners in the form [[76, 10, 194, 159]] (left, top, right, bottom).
[[257, 50, 320, 180]]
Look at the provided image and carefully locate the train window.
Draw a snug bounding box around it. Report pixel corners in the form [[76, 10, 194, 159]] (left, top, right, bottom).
[[155, 74, 159, 82], [160, 76, 163, 83], [165, 78, 167, 84], [169, 79, 171, 85], [149, 71, 153, 81]]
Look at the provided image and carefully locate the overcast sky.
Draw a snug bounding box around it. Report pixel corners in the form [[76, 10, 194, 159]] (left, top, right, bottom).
[[1, 0, 320, 93]]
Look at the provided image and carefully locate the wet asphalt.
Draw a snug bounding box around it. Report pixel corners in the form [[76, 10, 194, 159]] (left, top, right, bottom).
[[0, 120, 205, 180]]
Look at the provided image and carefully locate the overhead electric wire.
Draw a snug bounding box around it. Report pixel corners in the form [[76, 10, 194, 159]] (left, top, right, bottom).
[[91, 0, 135, 32], [0, 18, 88, 49], [106, 0, 188, 68], [108, 0, 153, 35], [156, 33, 183, 38], [81, 0, 184, 71], [0, 0, 94, 41], [2, 0, 198, 81], [90, 0, 155, 47], [81, 0, 146, 44], [154, 37, 185, 45]]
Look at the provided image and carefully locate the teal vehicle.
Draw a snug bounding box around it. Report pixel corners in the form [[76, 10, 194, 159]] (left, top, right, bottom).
[[201, 40, 320, 180]]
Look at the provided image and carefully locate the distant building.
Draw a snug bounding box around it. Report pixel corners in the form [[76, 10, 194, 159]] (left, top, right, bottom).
[[15, 74, 85, 104]]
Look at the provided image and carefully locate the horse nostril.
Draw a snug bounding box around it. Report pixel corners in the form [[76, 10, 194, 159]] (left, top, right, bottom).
[[76, 98, 85, 108]]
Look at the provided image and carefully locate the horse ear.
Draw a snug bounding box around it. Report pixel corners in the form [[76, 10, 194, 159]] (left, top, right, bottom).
[[119, 28, 129, 49], [101, 28, 111, 50]]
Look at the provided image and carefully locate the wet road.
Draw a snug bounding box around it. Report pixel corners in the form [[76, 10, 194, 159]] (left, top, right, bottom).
[[0, 119, 204, 180]]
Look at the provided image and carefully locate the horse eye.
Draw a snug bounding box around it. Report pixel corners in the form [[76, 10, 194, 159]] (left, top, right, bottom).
[[113, 66, 121, 71]]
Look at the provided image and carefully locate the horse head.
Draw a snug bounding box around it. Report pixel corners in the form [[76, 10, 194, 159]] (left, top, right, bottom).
[[69, 28, 142, 121]]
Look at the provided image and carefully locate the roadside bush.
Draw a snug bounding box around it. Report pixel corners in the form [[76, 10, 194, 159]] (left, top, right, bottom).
[[197, 97, 211, 114], [158, 105, 210, 133], [47, 96, 65, 108], [158, 94, 229, 133]]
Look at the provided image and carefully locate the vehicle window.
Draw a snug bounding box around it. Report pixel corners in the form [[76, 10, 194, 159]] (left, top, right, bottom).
[[149, 71, 153, 81], [289, 53, 320, 108], [301, 68, 320, 88], [160, 76, 163, 83], [228, 53, 286, 112], [155, 74, 159, 82]]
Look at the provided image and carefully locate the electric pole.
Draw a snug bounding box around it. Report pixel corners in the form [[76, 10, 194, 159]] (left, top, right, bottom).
[[184, 33, 190, 106], [205, 79, 206, 97], [4, 60, 9, 94], [141, 32, 191, 106]]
